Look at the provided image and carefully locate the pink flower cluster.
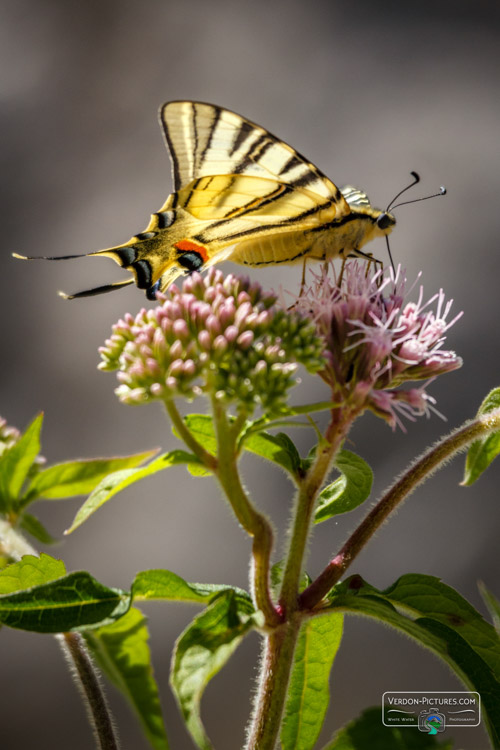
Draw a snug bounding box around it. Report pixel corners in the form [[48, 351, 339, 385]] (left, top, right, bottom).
[[99, 268, 324, 414], [294, 262, 463, 429]]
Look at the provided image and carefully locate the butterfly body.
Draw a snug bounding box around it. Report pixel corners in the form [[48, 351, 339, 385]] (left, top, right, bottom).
[[15, 101, 395, 299]]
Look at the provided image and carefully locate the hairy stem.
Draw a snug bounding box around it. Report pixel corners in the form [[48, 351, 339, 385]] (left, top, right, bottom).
[[245, 616, 302, 750], [212, 398, 280, 628], [59, 632, 120, 750], [279, 431, 345, 614], [247, 410, 351, 748], [300, 409, 500, 610]]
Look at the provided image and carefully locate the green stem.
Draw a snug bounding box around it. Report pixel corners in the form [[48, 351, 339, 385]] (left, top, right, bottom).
[[300, 409, 500, 610], [212, 398, 280, 628], [245, 615, 302, 750], [59, 632, 120, 750], [164, 398, 217, 470], [279, 416, 349, 615], [247, 410, 350, 748]]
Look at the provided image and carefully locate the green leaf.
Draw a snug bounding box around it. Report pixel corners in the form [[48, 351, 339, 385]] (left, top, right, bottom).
[[0, 413, 43, 511], [85, 607, 169, 750], [171, 590, 255, 750], [462, 387, 500, 485], [19, 513, 57, 544], [479, 581, 500, 634], [323, 706, 453, 749], [315, 450, 373, 524], [327, 574, 500, 748], [23, 449, 158, 504], [0, 553, 66, 594], [183, 413, 301, 479], [181, 415, 217, 456], [65, 450, 201, 534], [0, 570, 129, 632], [283, 401, 338, 417], [243, 431, 302, 479], [281, 612, 343, 750], [187, 463, 212, 478], [247, 401, 337, 430], [301, 444, 318, 473], [133, 569, 251, 605]]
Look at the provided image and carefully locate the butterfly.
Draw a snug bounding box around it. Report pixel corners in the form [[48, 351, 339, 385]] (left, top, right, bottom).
[[15, 101, 400, 299]]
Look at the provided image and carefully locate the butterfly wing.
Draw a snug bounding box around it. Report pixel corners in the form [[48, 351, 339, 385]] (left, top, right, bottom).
[[340, 185, 371, 209], [176, 174, 331, 221], [172, 173, 341, 269], [156, 103, 351, 277], [160, 101, 347, 203], [47, 102, 354, 299]]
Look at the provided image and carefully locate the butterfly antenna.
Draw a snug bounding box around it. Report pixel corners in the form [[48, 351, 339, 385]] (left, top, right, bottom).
[[390, 185, 447, 211], [386, 171, 421, 212]]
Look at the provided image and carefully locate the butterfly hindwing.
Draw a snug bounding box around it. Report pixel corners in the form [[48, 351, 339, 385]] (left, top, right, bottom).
[[176, 174, 335, 220]]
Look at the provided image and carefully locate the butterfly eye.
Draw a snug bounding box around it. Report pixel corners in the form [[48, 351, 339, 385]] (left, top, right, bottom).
[[177, 250, 205, 274], [377, 212, 395, 230]]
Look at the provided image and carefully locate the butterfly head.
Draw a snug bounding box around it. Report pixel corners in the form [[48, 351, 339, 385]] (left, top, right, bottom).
[[375, 210, 396, 234], [348, 206, 396, 251]]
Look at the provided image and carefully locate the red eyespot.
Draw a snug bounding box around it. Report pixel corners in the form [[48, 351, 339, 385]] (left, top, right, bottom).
[[174, 240, 209, 263]]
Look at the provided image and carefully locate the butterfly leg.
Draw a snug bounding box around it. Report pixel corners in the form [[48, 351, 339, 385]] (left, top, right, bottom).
[[349, 248, 383, 278], [337, 256, 347, 286], [298, 257, 308, 297]]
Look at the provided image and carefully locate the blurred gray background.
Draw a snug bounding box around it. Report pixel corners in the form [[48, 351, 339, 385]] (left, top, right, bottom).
[[2, 0, 500, 748]]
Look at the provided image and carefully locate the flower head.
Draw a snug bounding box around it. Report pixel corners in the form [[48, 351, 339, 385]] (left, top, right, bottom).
[[100, 268, 325, 415], [294, 262, 462, 429]]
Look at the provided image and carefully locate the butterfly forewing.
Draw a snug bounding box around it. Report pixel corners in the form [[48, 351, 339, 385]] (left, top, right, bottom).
[[160, 101, 345, 202]]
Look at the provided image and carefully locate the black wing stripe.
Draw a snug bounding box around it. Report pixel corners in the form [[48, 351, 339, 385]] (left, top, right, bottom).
[[191, 102, 199, 172], [162, 118, 181, 191], [194, 198, 336, 244], [228, 120, 255, 157], [287, 170, 326, 189], [197, 108, 221, 169], [200, 184, 294, 228], [232, 134, 268, 174], [278, 154, 304, 176], [241, 246, 312, 266]]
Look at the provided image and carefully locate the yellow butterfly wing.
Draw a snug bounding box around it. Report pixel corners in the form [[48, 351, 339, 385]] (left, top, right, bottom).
[[160, 101, 347, 203], [173, 173, 341, 267]]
